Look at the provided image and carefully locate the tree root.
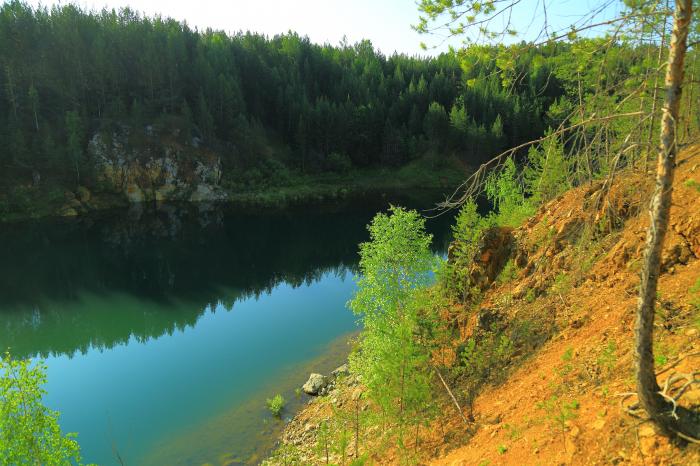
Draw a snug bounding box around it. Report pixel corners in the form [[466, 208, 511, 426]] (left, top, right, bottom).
[[619, 370, 700, 442]]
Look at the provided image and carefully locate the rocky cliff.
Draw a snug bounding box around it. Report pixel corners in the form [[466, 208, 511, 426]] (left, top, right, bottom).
[[89, 124, 227, 204]]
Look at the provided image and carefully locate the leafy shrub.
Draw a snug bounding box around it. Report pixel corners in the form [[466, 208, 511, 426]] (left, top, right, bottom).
[[349, 206, 437, 432], [485, 157, 535, 227], [537, 396, 580, 435], [266, 394, 286, 417], [1, 353, 84, 465]]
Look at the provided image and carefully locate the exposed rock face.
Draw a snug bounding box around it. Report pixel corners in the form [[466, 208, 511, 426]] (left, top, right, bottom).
[[57, 189, 90, 217], [88, 125, 227, 203], [448, 226, 515, 298], [302, 373, 328, 395], [470, 227, 515, 290]]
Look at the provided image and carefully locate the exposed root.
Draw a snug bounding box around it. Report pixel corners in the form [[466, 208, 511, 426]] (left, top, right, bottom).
[[620, 371, 700, 442]]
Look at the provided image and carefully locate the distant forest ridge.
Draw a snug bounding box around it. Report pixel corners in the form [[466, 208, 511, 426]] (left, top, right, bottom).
[[0, 1, 645, 188]]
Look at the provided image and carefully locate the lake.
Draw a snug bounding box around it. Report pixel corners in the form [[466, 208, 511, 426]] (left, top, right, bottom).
[[0, 195, 453, 465]]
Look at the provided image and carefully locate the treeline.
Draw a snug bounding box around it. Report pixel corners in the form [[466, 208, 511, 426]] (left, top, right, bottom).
[[0, 1, 568, 189]]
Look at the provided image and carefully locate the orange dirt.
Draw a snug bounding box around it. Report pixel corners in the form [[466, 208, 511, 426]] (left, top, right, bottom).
[[430, 146, 700, 466], [271, 146, 700, 466]]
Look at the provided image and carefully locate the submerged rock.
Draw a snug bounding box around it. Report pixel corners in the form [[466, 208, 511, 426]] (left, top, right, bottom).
[[302, 373, 327, 395]]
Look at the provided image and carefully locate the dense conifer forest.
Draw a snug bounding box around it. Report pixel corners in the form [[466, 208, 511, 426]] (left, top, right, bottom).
[[0, 1, 572, 197]]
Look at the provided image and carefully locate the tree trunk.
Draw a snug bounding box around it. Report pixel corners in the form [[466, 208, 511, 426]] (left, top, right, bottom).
[[635, 0, 696, 439], [646, 0, 669, 169]]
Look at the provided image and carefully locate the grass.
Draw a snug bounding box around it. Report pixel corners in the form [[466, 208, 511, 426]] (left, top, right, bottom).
[[266, 394, 286, 418], [225, 153, 469, 208], [683, 178, 700, 192]]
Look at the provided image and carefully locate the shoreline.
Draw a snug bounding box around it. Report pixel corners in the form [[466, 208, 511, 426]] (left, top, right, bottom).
[[0, 159, 471, 224], [140, 331, 359, 466]]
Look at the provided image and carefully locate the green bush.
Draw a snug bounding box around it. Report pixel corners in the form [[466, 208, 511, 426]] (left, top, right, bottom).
[[349, 206, 437, 432], [1, 353, 84, 465], [266, 393, 286, 418], [485, 157, 536, 227]]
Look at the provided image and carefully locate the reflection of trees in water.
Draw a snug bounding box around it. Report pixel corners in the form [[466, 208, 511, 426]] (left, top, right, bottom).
[[0, 200, 452, 359]]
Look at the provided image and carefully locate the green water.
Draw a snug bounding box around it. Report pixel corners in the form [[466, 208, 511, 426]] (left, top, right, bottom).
[[0, 197, 453, 465]]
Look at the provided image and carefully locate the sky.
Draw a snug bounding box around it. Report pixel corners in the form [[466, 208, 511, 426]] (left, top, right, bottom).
[[23, 0, 623, 56]]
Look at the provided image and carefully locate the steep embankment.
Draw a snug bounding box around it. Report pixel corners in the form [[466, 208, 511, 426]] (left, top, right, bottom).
[[274, 146, 700, 465]]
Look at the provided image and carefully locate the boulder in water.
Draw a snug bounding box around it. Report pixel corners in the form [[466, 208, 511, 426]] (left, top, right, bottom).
[[302, 373, 327, 396]]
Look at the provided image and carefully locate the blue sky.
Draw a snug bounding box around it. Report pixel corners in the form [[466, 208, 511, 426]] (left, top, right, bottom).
[[24, 0, 623, 56]]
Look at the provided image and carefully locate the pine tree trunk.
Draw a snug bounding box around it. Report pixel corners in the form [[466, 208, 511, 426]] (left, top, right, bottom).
[[635, 0, 694, 437]]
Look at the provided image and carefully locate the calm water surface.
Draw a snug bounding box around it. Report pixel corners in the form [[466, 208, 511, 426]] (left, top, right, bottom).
[[0, 196, 452, 465]]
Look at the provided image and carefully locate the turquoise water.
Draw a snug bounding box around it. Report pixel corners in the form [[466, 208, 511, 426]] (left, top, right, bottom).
[[0, 199, 452, 465]]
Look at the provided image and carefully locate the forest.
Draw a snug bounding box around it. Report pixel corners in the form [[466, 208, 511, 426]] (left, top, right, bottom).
[[2, 0, 700, 464], [0, 0, 601, 212]]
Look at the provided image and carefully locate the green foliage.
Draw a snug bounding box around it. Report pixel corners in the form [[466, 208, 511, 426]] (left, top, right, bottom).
[[524, 288, 536, 303], [596, 341, 617, 378], [691, 278, 700, 309], [349, 206, 437, 433], [266, 393, 286, 418], [654, 344, 669, 367], [440, 197, 492, 302], [684, 179, 700, 193], [0, 353, 84, 465], [64, 110, 85, 183], [452, 330, 514, 416], [441, 155, 543, 303], [536, 396, 580, 434], [0, 1, 560, 200], [264, 443, 302, 466], [691, 278, 700, 331], [557, 346, 575, 377], [523, 132, 571, 204], [485, 157, 535, 228], [315, 420, 332, 464], [496, 259, 518, 284]]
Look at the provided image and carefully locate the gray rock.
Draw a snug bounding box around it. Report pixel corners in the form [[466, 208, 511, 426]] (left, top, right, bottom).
[[302, 373, 327, 395], [331, 363, 349, 378], [189, 184, 228, 202], [88, 128, 225, 204]]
